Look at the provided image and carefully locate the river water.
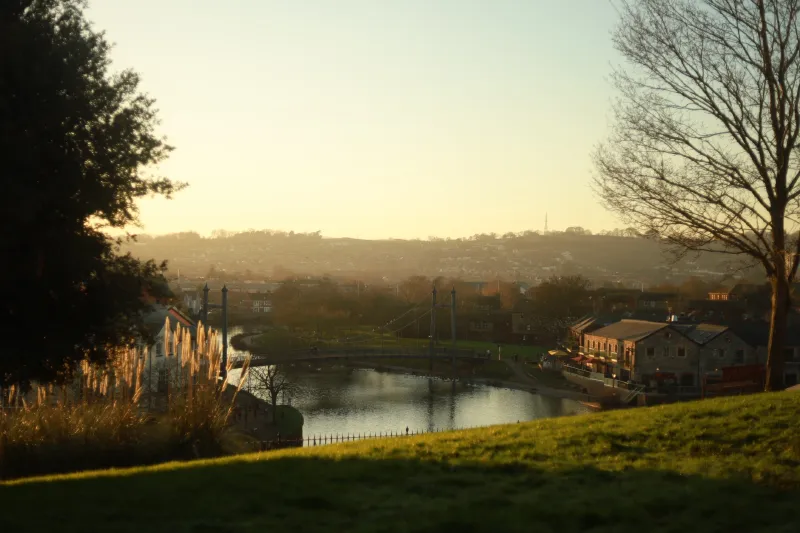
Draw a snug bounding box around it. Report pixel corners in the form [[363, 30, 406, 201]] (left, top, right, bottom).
[[225, 328, 588, 438]]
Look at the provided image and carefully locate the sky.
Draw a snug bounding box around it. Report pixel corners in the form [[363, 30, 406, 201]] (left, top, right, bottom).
[[86, 0, 624, 240]]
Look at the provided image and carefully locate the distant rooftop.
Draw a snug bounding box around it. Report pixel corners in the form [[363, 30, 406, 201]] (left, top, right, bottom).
[[588, 320, 669, 342], [672, 323, 728, 345]]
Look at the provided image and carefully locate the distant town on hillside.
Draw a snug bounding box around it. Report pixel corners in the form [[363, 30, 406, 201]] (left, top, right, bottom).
[[122, 227, 764, 288]]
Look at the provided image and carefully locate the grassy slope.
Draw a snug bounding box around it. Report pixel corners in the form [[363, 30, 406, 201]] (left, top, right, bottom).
[[2, 392, 799, 533]]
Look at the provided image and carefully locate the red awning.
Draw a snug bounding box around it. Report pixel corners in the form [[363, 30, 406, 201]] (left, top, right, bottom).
[[571, 355, 584, 363]]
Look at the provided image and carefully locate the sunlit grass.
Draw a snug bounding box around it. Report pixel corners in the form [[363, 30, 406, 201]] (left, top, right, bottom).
[[1, 392, 798, 532]]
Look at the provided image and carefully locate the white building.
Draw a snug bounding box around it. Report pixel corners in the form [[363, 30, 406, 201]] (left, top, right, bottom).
[[250, 299, 272, 313], [140, 305, 199, 394]]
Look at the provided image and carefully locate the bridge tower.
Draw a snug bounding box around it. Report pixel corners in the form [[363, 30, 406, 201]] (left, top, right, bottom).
[[451, 286, 457, 378], [201, 283, 230, 380], [429, 286, 437, 372], [428, 285, 458, 376]]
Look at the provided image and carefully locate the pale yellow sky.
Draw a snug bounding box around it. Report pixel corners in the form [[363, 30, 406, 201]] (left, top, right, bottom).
[[88, 0, 623, 239]]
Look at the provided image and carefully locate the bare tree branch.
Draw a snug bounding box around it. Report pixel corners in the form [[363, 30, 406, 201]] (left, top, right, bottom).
[[594, 0, 800, 391]]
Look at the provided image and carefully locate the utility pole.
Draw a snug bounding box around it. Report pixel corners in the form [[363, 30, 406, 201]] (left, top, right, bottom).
[[429, 286, 437, 372]]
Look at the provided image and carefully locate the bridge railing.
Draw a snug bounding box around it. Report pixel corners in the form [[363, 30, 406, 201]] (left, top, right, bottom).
[[244, 346, 479, 363]]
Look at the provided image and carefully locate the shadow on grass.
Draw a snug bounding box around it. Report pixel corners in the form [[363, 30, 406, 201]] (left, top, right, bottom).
[[1, 453, 798, 533]]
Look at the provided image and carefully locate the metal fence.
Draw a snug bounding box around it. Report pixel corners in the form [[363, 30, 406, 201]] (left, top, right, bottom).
[[253, 424, 500, 451]]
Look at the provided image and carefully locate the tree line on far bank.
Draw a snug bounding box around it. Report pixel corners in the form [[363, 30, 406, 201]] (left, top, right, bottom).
[[216, 274, 767, 346]]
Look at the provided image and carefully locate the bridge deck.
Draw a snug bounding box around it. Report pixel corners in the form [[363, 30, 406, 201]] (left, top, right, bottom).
[[231, 348, 483, 368]]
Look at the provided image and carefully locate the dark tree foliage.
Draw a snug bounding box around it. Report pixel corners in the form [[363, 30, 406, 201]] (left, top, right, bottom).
[[529, 276, 592, 319], [0, 0, 183, 384]]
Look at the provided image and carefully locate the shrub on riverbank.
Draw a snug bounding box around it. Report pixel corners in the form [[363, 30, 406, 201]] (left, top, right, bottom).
[[0, 324, 250, 480], [1, 391, 799, 531]]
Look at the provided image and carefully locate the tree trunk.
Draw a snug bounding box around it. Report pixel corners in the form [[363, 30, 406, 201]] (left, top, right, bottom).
[[765, 274, 790, 391], [271, 393, 278, 424]]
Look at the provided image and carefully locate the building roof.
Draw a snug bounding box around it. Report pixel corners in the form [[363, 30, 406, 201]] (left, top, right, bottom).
[[572, 311, 670, 333], [587, 320, 669, 342], [142, 305, 197, 339], [671, 323, 728, 345]]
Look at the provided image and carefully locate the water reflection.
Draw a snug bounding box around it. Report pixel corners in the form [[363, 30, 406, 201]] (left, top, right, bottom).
[[229, 363, 589, 438], [224, 326, 588, 438]]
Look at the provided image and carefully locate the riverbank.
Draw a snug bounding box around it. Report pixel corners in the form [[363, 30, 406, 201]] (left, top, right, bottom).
[[229, 388, 304, 445], [4, 391, 798, 532]]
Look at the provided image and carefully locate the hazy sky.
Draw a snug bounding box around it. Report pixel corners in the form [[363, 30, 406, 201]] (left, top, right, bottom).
[[87, 0, 623, 239]]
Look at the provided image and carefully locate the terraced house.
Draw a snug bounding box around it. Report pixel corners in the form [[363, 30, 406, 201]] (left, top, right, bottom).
[[582, 320, 763, 389]]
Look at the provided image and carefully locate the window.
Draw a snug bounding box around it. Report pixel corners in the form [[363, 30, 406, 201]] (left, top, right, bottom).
[[734, 349, 745, 364], [156, 343, 164, 357], [647, 347, 655, 357], [677, 347, 686, 358], [715, 348, 726, 359], [662, 346, 670, 357]]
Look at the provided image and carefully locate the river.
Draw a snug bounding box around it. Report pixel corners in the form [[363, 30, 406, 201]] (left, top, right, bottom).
[[224, 327, 589, 439]]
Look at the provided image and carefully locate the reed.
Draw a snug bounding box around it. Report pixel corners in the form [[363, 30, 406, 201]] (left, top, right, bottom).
[[0, 321, 251, 480]]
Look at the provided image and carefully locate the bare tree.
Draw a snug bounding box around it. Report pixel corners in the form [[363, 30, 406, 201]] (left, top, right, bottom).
[[249, 365, 296, 423], [594, 0, 800, 390]]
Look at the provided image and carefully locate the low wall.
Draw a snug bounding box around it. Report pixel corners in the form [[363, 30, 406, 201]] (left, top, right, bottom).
[[562, 373, 624, 406]]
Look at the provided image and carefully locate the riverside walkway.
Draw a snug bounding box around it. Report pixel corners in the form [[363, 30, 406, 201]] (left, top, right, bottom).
[[230, 346, 480, 369]]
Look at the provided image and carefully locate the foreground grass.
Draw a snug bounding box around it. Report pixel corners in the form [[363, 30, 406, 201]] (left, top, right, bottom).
[[4, 392, 798, 533]]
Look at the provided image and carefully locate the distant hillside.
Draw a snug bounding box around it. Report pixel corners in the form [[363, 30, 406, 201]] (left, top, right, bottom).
[[121, 230, 761, 286]]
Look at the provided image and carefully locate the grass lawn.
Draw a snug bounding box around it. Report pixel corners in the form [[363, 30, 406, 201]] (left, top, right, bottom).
[[2, 392, 799, 532], [249, 329, 547, 363], [451, 339, 547, 361]]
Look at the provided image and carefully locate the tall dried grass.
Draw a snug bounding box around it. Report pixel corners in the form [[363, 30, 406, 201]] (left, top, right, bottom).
[[0, 321, 250, 480]]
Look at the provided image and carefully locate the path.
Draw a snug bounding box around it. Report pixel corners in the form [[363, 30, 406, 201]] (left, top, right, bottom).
[[503, 360, 591, 402]]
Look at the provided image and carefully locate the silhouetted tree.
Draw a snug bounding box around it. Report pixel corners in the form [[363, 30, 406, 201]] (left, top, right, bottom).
[[594, 0, 800, 390], [1, 0, 182, 384], [249, 365, 297, 423]]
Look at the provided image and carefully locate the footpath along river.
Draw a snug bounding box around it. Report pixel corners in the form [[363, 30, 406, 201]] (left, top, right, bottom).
[[224, 328, 590, 441]]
